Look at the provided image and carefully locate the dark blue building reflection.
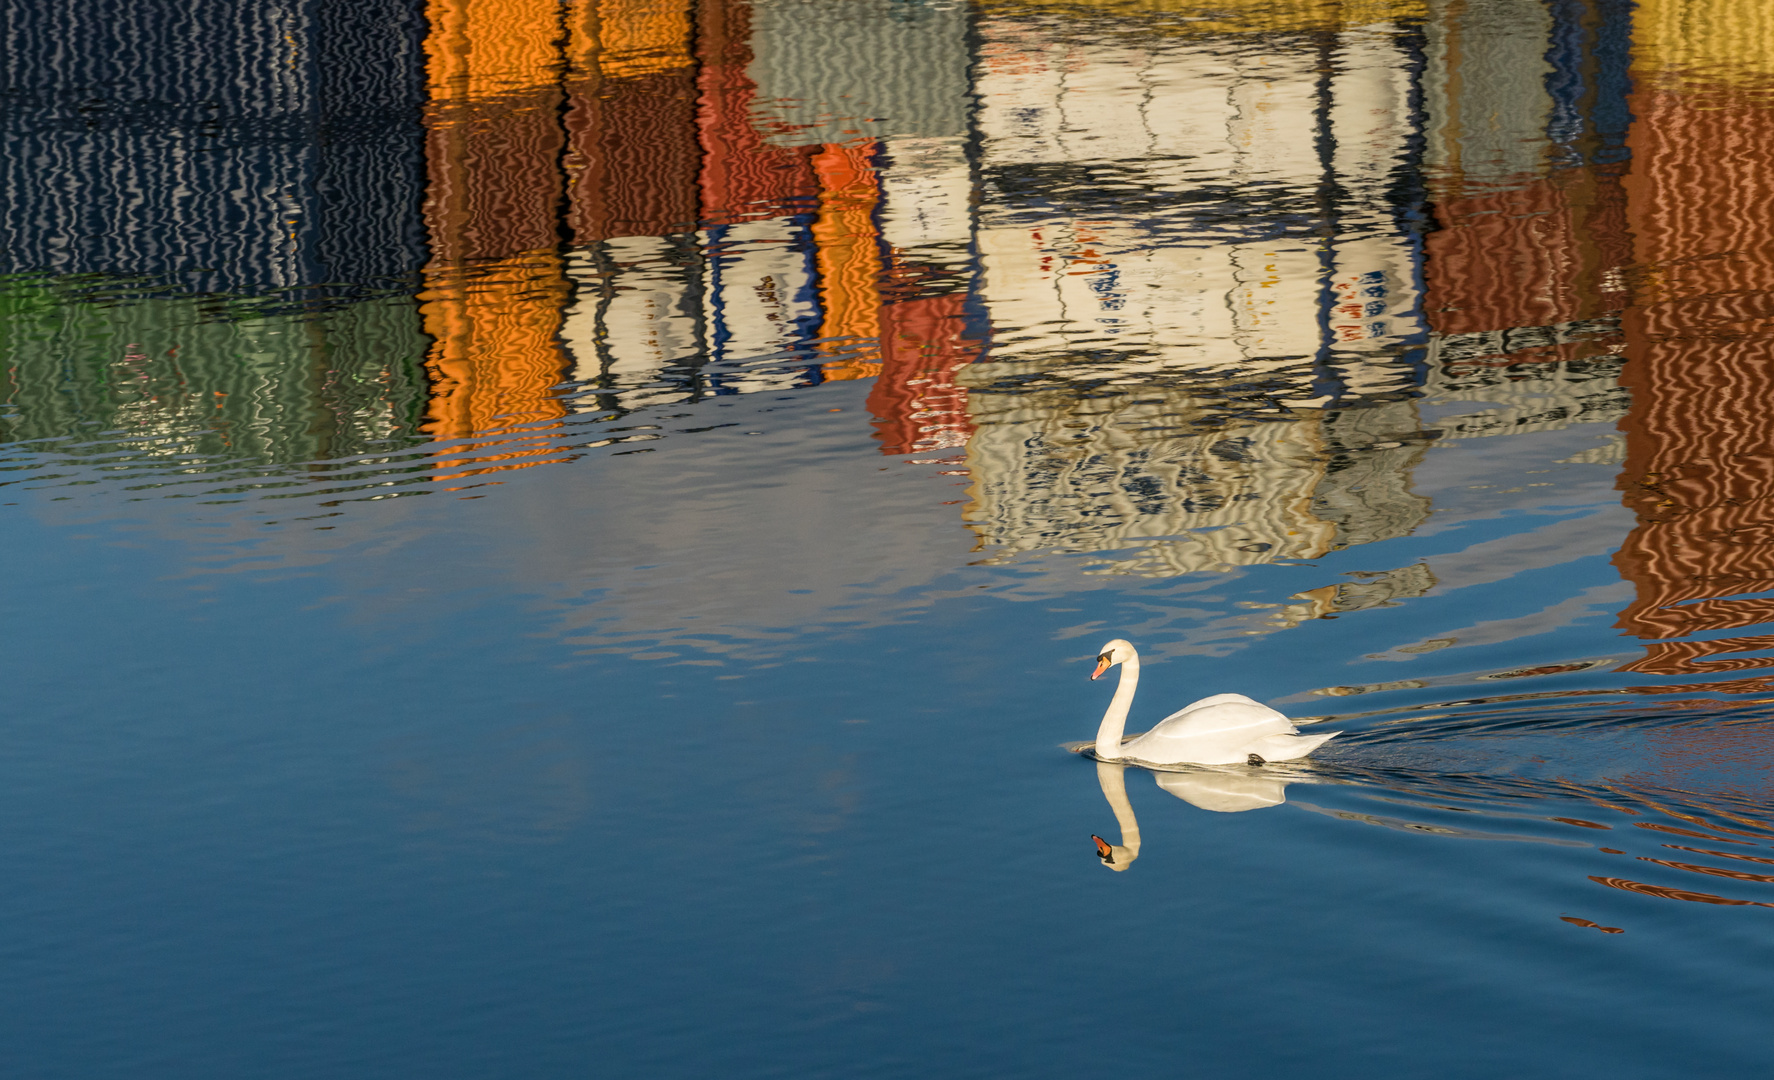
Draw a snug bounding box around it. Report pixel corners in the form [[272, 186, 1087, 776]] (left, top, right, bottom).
[[0, 0, 429, 294]]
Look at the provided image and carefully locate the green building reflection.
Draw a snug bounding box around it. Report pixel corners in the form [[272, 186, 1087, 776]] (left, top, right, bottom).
[[0, 284, 431, 481]]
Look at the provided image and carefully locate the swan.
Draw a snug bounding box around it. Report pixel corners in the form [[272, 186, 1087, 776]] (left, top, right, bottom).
[[1089, 638, 1339, 766]]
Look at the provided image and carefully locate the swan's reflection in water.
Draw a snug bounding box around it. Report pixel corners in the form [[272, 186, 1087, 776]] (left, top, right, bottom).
[[1155, 767, 1290, 813], [1092, 759, 1293, 870], [1091, 762, 1140, 872]]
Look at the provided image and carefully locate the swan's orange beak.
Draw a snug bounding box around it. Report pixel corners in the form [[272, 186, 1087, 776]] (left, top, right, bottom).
[[1093, 835, 1114, 861], [1091, 654, 1112, 680]]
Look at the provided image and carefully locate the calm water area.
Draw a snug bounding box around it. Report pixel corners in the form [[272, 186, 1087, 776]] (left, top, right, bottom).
[[7, 0, 1774, 1075]]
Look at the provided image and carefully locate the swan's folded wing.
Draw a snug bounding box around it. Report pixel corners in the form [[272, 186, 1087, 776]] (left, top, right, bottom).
[[1149, 697, 1291, 735], [1151, 692, 1263, 726]]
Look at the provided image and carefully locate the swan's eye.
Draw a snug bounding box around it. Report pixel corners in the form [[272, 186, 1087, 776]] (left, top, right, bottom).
[[1096, 654, 1110, 665]]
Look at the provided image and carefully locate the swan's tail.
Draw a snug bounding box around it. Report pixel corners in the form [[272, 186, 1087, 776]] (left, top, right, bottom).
[[1256, 730, 1340, 761]]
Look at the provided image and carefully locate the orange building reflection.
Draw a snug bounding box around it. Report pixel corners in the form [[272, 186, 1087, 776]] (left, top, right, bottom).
[[810, 142, 888, 381], [421, 0, 573, 478]]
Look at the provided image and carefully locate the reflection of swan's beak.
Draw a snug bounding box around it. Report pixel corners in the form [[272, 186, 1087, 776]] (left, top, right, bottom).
[[1092, 834, 1114, 861], [1091, 654, 1112, 680]]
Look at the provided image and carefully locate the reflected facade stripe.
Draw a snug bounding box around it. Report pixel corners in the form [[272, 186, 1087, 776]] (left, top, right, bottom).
[[812, 142, 889, 382], [0, 0, 429, 291], [1610, 0, 1774, 662], [420, 0, 572, 467]]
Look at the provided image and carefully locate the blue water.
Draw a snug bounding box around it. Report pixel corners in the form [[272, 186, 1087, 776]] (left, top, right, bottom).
[[3, 380, 1770, 1078], [6, 0, 1774, 1076]]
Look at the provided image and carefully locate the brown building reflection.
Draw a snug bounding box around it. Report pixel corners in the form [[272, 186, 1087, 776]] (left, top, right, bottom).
[[1610, 0, 1774, 675], [1418, 0, 1774, 678], [1617, 0, 1774, 673]]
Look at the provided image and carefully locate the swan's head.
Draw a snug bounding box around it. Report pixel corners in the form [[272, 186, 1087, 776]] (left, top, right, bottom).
[[1091, 639, 1136, 680], [1092, 833, 1138, 871]]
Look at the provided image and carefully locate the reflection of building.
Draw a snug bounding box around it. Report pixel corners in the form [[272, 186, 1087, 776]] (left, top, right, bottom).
[[1426, 0, 1632, 340], [960, 382, 1438, 577], [550, 0, 984, 455], [1414, 0, 1774, 679], [418, 0, 576, 474], [0, 0, 430, 293], [0, 288, 431, 468], [0, 0, 434, 471], [561, 0, 821, 410], [957, 1, 1438, 581], [1402, 0, 1774, 677], [1609, 0, 1774, 674], [1419, 0, 1633, 387], [972, 13, 1426, 404]]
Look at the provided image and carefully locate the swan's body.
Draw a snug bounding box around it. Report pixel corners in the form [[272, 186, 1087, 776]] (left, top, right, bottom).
[[1089, 639, 1338, 766]]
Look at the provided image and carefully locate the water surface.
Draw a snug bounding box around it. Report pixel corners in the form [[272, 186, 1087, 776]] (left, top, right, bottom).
[[5, 0, 1774, 1076]]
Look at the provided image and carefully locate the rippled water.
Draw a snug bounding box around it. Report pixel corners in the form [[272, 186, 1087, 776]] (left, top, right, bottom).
[[6, 0, 1774, 1076]]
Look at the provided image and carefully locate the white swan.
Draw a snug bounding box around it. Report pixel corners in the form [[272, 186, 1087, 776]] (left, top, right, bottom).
[[1089, 638, 1339, 766]]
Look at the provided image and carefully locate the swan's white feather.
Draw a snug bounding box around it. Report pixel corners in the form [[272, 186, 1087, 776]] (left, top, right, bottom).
[[1120, 694, 1338, 765], [1151, 692, 1266, 725], [1253, 729, 1340, 761]]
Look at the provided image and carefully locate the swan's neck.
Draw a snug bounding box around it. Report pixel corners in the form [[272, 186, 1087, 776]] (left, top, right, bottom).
[[1094, 652, 1140, 760], [1096, 761, 1141, 868]]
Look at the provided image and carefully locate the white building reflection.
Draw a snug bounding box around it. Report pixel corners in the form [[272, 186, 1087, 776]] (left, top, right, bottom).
[[972, 17, 1424, 400]]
